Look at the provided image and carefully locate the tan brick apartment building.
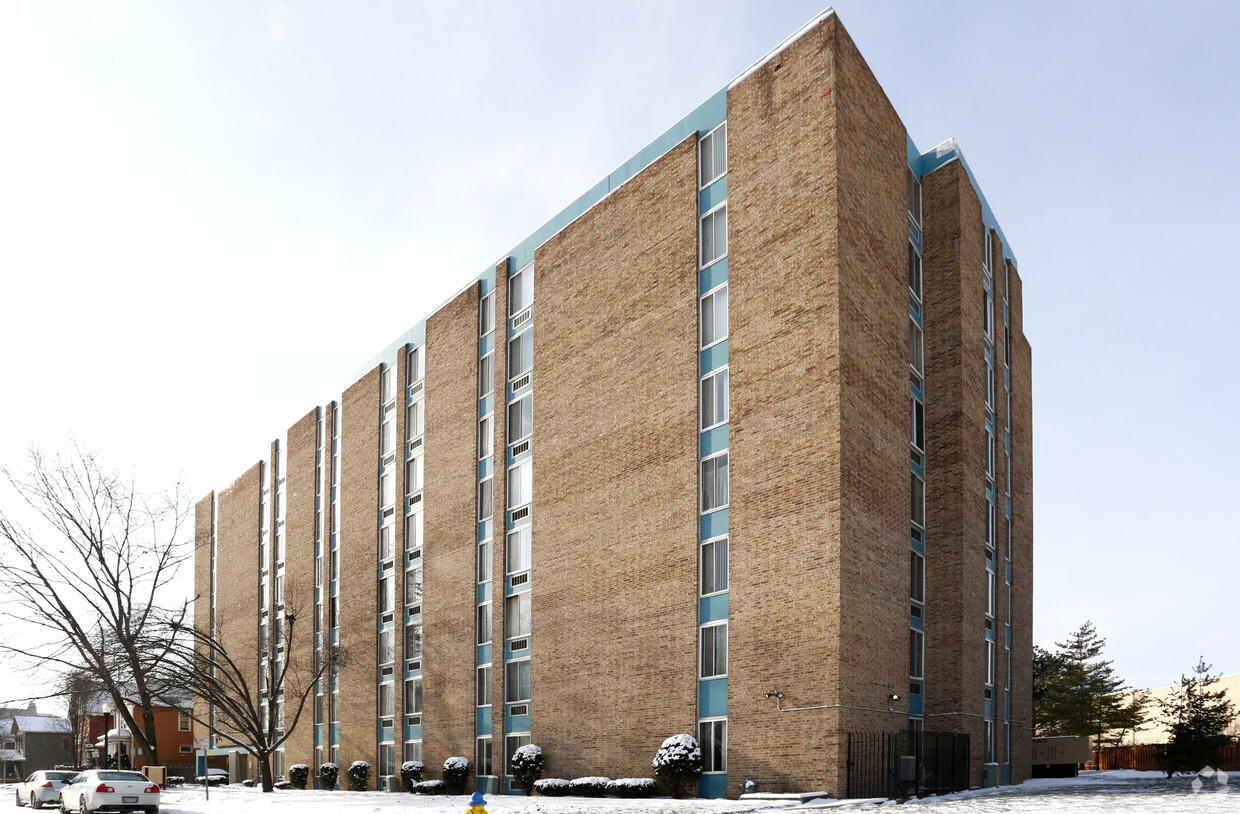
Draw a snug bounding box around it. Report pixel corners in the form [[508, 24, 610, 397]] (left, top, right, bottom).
[[194, 9, 1033, 798]]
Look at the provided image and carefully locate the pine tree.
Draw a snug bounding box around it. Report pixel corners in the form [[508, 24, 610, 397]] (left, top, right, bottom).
[[1034, 622, 1146, 752], [1158, 658, 1236, 776]]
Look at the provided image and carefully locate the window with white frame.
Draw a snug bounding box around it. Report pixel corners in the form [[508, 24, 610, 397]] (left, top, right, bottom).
[[404, 676, 422, 715], [698, 718, 726, 773], [478, 478, 493, 521], [405, 509, 422, 552], [908, 241, 923, 303], [506, 526, 531, 575], [178, 711, 191, 732], [379, 574, 394, 614], [477, 537, 491, 583], [509, 263, 533, 316], [983, 289, 994, 339], [910, 473, 925, 530], [700, 367, 729, 431], [700, 204, 727, 267], [479, 291, 495, 336], [404, 565, 422, 606], [910, 551, 925, 606], [180, 745, 193, 754], [699, 284, 728, 348], [479, 353, 494, 398], [476, 736, 493, 777], [405, 455, 423, 495], [986, 639, 995, 686], [477, 665, 492, 707], [378, 681, 394, 717], [406, 399, 424, 441], [700, 535, 728, 596], [407, 346, 423, 386], [505, 734, 531, 773], [477, 603, 492, 645], [405, 622, 422, 660], [404, 740, 423, 763], [478, 415, 493, 459], [700, 452, 729, 513], [910, 319, 924, 376], [505, 659, 531, 703], [909, 628, 924, 678], [911, 397, 925, 452], [907, 167, 922, 236], [699, 122, 727, 187], [699, 621, 727, 679], [379, 743, 395, 778], [508, 395, 532, 444], [507, 460, 532, 509], [379, 628, 395, 665], [508, 330, 532, 381], [986, 569, 996, 619], [505, 592, 531, 640]]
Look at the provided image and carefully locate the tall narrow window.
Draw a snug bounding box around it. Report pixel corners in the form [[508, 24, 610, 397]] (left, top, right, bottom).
[[907, 167, 922, 237], [479, 354, 495, 398], [477, 537, 491, 583], [476, 603, 492, 645], [476, 665, 492, 707], [910, 551, 925, 605], [910, 397, 925, 452], [478, 415, 493, 459], [910, 473, 925, 530], [404, 623, 422, 660], [698, 719, 727, 773], [508, 395, 532, 444], [404, 677, 422, 715], [700, 622, 728, 679], [509, 263, 533, 316], [506, 526, 532, 575], [699, 122, 727, 187], [479, 291, 495, 336], [505, 592, 531, 639], [700, 453, 729, 513], [407, 346, 423, 385], [700, 284, 729, 348], [476, 737, 492, 777], [700, 535, 728, 596], [910, 320, 924, 375], [507, 461, 532, 509], [406, 399, 424, 440], [909, 628, 924, 678], [477, 478, 493, 521], [505, 660, 531, 703], [700, 204, 727, 267], [508, 331, 532, 381], [405, 455, 423, 495], [908, 242, 923, 302], [700, 367, 729, 431]]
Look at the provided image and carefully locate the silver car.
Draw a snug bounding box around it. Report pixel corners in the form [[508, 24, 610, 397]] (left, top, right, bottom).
[[55, 770, 159, 814], [15, 771, 77, 809]]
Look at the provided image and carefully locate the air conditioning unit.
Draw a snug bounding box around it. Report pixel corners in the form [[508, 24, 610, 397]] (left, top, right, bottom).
[[509, 638, 528, 652], [511, 373, 531, 391], [510, 439, 530, 457], [510, 506, 529, 522], [510, 573, 529, 587], [512, 309, 532, 329], [508, 704, 529, 717]]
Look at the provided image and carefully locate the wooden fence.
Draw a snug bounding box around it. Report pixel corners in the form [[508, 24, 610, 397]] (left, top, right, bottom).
[[1093, 743, 1240, 771]]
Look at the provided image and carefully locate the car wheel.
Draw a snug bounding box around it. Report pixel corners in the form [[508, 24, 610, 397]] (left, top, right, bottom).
[[29, 795, 42, 811], [77, 797, 88, 814], [16, 790, 24, 807]]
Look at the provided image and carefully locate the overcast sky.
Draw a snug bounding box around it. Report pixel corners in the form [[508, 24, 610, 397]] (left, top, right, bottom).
[[1, 1, 1237, 712]]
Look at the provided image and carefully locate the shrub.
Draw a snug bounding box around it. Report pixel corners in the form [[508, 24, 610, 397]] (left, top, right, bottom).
[[347, 760, 370, 791], [400, 760, 425, 793], [568, 777, 610, 797], [318, 762, 339, 791], [241, 779, 256, 788], [652, 734, 701, 799], [274, 780, 292, 790], [164, 777, 184, 787], [414, 779, 446, 795], [533, 778, 569, 797], [442, 756, 470, 795], [196, 775, 226, 787], [288, 764, 310, 790], [606, 778, 657, 798], [509, 744, 544, 796]]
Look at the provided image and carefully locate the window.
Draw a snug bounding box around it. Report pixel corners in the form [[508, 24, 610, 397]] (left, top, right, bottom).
[[699, 719, 726, 773], [381, 468, 395, 509], [910, 319, 923, 375], [405, 622, 422, 660], [909, 628, 924, 678], [910, 551, 925, 605], [478, 415, 493, 459], [379, 682, 394, 717], [407, 346, 423, 385], [479, 353, 494, 398], [476, 737, 493, 777], [508, 330, 532, 381], [505, 659, 531, 703], [986, 500, 996, 547], [505, 592, 531, 639], [910, 397, 925, 452], [985, 429, 996, 481], [699, 121, 727, 187], [907, 166, 922, 236], [479, 291, 494, 336], [908, 242, 923, 302], [506, 526, 531, 574], [404, 677, 422, 715], [477, 603, 492, 645], [700, 204, 727, 267], [178, 711, 191, 732], [404, 566, 422, 606], [700, 621, 727, 678], [986, 639, 996, 686], [910, 473, 925, 530], [700, 453, 729, 513], [983, 229, 994, 277], [478, 478, 493, 521], [405, 509, 422, 552], [379, 743, 395, 778], [509, 263, 533, 315], [406, 399, 424, 440], [983, 289, 994, 339], [477, 537, 492, 583], [404, 740, 423, 763], [379, 575, 394, 614], [700, 367, 729, 430], [699, 284, 728, 348], [700, 536, 728, 596], [505, 734, 531, 773], [380, 628, 395, 665], [507, 395, 532, 444], [507, 460, 532, 509], [477, 665, 492, 707], [986, 569, 996, 619], [985, 360, 995, 410], [381, 366, 396, 405], [405, 455, 423, 495], [179, 745, 193, 754]]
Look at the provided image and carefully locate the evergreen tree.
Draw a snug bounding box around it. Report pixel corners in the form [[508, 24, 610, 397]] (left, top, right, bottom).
[[1158, 658, 1236, 777], [1034, 622, 1146, 751]]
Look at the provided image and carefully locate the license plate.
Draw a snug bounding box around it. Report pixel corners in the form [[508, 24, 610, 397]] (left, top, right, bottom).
[[122, 797, 138, 803]]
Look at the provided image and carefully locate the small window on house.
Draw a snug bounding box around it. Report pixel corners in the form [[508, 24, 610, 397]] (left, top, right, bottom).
[[505, 660, 531, 703], [700, 536, 728, 596], [178, 712, 191, 732], [505, 592, 531, 640], [700, 453, 729, 513], [507, 331, 532, 382], [700, 367, 729, 431]]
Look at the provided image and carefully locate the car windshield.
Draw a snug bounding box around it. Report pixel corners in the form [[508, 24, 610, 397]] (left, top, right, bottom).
[[97, 771, 149, 781], [46, 772, 76, 781]]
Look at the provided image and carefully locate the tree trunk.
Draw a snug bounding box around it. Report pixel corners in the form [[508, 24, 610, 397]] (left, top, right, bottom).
[[260, 753, 275, 793]]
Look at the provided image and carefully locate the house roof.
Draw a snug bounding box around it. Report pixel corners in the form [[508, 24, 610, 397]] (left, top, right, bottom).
[[13, 716, 73, 734], [0, 748, 24, 762]]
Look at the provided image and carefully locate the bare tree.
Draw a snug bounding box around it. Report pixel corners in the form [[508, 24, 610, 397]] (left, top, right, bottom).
[[56, 668, 105, 766], [0, 443, 191, 768], [159, 608, 343, 792]]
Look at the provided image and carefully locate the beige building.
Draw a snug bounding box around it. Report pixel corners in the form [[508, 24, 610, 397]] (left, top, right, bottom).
[[1122, 673, 1240, 745], [195, 9, 1033, 798]]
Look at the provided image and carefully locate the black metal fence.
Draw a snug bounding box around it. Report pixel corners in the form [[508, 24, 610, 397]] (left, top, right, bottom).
[[845, 730, 970, 799]]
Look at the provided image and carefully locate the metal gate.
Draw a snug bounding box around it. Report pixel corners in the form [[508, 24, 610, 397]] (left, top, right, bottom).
[[845, 730, 970, 799]]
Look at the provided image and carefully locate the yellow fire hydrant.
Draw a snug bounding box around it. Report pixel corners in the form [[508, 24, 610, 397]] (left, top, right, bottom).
[[466, 791, 487, 814]]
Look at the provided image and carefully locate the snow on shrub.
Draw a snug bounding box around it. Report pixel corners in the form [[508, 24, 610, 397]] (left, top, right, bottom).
[[652, 734, 702, 798], [273, 780, 292, 790], [165, 776, 184, 787], [569, 776, 610, 797], [606, 778, 657, 798], [533, 778, 570, 797], [318, 762, 339, 791], [347, 760, 370, 791], [400, 760, 425, 792], [442, 756, 470, 794], [196, 775, 226, 787], [240, 779, 256, 788], [509, 743, 544, 796], [288, 764, 310, 790], [414, 779, 446, 795]]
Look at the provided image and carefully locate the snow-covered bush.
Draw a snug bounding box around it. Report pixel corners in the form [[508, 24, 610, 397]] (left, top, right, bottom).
[[606, 778, 657, 798], [241, 779, 256, 788], [274, 780, 292, 790], [165, 776, 184, 787], [509, 743, 544, 796], [347, 760, 370, 791], [414, 779, 446, 795], [318, 762, 339, 791], [569, 776, 610, 797], [400, 760, 425, 792], [442, 756, 470, 794], [288, 764, 310, 790], [533, 778, 570, 797], [196, 775, 226, 787], [652, 734, 702, 798]]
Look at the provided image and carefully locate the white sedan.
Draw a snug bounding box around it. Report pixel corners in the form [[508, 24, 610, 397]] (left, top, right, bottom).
[[56, 770, 159, 814], [15, 771, 77, 809]]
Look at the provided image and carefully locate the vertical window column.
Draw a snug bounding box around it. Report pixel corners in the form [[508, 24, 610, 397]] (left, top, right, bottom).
[[329, 402, 341, 766], [377, 365, 400, 788], [404, 344, 425, 767], [907, 166, 926, 726], [475, 282, 497, 792], [981, 227, 998, 774]]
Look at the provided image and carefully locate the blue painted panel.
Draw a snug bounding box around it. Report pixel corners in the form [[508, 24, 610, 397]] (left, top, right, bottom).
[[699, 340, 728, 376], [700, 508, 728, 540], [910, 615, 924, 630], [986, 628, 996, 642], [478, 457, 493, 479], [699, 256, 728, 294], [507, 638, 531, 658], [699, 593, 729, 623], [985, 698, 995, 719], [909, 693, 923, 716], [476, 707, 492, 735], [382, 725, 395, 741], [911, 537, 925, 554], [478, 393, 493, 418], [1005, 694, 1011, 719], [1006, 560, 1011, 582], [479, 267, 495, 296], [1006, 624, 1011, 648], [477, 519, 492, 542], [479, 332, 495, 356], [698, 774, 728, 799], [505, 713, 531, 734], [698, 678, 728, 718], [330, 724, 340, 744], [699, 176, 728, 213], [477, 582, 491, 604], [314, 725, 323, 747], [477, 644, 492, 665], [405, 723, 423, 740], [699, 424, 729, 458]]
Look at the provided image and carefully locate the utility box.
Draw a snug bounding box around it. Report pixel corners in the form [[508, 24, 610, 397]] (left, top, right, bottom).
[[143, 766, 166, 785], [898, 756, 917, 783], [983, 762, 999, 787], [1031, 736, 1091, 778]]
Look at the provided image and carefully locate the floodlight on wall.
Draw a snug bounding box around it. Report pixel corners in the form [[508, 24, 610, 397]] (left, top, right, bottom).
[[887, 692, 902, 712]]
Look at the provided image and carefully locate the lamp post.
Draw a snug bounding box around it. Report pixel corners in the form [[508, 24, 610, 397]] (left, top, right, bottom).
[[100, 700, 114, 769]]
